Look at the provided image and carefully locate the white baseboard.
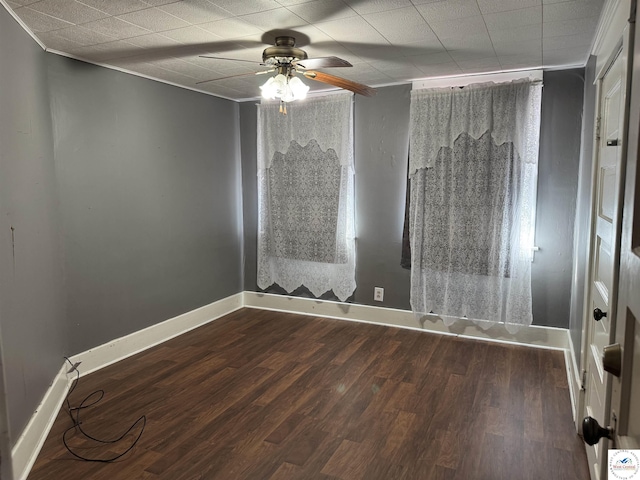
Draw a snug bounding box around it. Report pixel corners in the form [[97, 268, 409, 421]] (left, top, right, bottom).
[[243, 291, 570, 351], [567, 335, 585, 433], [69, 293, 244, 376], [11, 364, 71, 480]]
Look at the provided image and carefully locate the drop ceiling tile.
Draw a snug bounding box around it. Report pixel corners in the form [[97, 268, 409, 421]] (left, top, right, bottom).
[[36, 30, 83, 50], [198, 83, 247, 99], [207, 76, 257, 92], [125, 61, 181, 77], [13, 6, 74, 32], [455, 55, 501, 70], [543, 16, 599, 38], [240, 7, 308, 30], [67, 40, 145, 62], [373, 57, 416, 69], [159, 0, 232, 24], [492, 38, 540, 56], [143, 66, 198, 85], [488, 24, 542, 43], [448, 47, 497, 62], [409, 51, 457, 69], [150, 57, 201, 75], [181, 54, 255, 71], [225, 78, 268, 96], [483, 6, 541, 30], [159, 25, 222, 44], [415, 0, 481, 22], [342, 69, 392, 86], [343, 0, 413, 15], [460, 64, 502, 74], [208, 0, 282, 15], [287, 0, 358, 23], [428, 15, 488, 39], [195, 73, 255, 90], [543, 0, 604, 22], [392, 39, 445, 57], [275, 0, 321, 5], [124, 32, 183, 48], [49, 25, 116, 46], [141, 0, 188, 6], [28, 0, 110, 24], [439, 32, 493, 51], [417, 61, 463, 77], [117, 7, 190, 32], [76, 0, 149, 16], [339, 42, 405, 62], [315, 15, 388, 44], [199, 17, 263, 38], [543, 45, 588, 65], [363, 6, 434, 44], [498, 53, 542, 67], [477, 0, 541, 14], [383, 64, 428, 81], [80, 17, 151, 39], [543, 32, 593, 50]]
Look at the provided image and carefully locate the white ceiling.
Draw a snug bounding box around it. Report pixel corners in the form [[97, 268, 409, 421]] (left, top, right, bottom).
[[4, 0, 605, 100]]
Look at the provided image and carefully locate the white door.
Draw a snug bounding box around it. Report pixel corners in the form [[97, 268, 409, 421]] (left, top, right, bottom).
[[608, 0, 640, 463], [583, 47, 628, 480]]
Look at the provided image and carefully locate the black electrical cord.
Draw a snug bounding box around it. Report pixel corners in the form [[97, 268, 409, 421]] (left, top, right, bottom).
[[62, 357, 146, 462]]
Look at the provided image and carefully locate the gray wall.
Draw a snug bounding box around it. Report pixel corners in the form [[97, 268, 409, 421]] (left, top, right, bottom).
[[353, 85, 412, 308], [240, 102, 259, 292], [47, 55, 244, 355], [241, 73, 587, 329], [532, 69, 585, 328], [1, 2, 245, 444], [570, 56, 597, 359], [0, 7, 68, 442]]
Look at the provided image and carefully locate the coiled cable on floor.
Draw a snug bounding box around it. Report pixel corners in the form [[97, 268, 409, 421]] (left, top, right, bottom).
[[62, 357, 146, 462]]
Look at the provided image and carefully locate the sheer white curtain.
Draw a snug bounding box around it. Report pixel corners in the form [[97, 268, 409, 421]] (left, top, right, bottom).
[[409, 80, 542, 332], [257, 93, 356, 301]]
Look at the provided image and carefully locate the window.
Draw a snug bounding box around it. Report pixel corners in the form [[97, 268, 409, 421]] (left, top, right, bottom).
[[257, 93, 356, 301], [407, 78, 542, 332]]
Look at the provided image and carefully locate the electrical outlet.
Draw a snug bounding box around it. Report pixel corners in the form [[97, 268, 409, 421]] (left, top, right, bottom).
[[374, 287, 384, 302]]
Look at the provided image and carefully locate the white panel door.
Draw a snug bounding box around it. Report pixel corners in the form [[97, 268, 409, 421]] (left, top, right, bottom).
[[609, 0, 640, 459], [584, 49, 627, 480]]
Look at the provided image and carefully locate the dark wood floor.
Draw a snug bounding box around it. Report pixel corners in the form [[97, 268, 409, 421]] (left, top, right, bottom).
[[28, 308, 589, 480]]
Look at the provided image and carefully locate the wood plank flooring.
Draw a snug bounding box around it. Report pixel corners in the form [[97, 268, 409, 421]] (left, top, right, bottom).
[[28, 309, 589, 480]]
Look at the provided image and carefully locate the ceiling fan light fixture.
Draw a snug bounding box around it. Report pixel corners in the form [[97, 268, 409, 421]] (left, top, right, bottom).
[[288, 76, 309, 100], [260, 73, 309, 102]]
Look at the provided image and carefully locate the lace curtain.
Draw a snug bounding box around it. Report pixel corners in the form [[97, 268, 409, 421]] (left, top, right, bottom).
[[257, 93, 356, 301], [409, 80, 542, 332]]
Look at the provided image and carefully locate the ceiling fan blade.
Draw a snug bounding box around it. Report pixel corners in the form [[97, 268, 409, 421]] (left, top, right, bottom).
[[303, 71, 376, 97], [196, 70, 273, 85], [199, 55, 265, 65], [294, 56, 352, 69]]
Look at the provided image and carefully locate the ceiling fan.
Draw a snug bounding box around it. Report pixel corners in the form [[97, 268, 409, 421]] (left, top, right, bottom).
[[197, 35, 376, 110]]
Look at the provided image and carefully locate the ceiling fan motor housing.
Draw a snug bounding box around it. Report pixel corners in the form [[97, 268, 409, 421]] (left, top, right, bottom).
[[262, 36, 308, 64]]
